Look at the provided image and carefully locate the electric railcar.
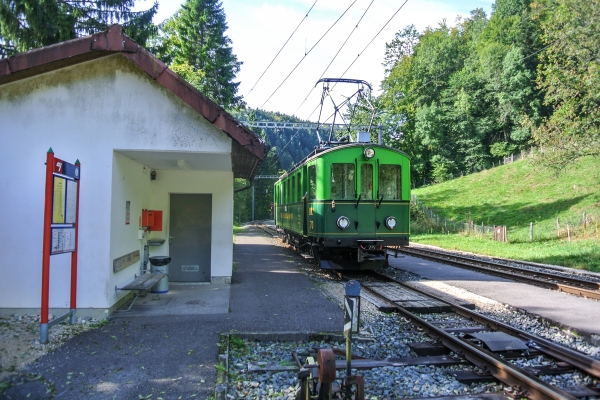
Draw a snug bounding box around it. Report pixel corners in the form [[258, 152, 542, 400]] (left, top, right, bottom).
[[274, 140, 410, 270]]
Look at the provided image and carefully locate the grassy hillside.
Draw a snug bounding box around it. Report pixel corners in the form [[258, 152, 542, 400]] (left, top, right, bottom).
[[411, 156, 600, 272]]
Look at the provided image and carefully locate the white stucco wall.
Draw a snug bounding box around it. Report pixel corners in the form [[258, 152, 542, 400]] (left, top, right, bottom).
[[0, 55, 235, 314]]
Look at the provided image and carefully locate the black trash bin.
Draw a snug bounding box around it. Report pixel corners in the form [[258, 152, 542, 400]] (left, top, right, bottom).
[[149, 256, 171, 293]]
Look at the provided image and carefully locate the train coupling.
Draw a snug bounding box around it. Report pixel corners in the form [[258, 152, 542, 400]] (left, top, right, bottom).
[[357, 240, 386, 262]]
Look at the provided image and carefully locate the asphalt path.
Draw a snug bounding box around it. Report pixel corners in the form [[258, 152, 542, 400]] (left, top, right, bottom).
[[1, 226, 341, 399]]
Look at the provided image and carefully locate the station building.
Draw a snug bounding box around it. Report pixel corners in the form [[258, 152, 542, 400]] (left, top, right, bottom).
[[0, 25, 266, 319]]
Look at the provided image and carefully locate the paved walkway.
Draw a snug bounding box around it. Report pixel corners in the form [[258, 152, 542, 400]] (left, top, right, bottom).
[[2, 226, 341, 399]]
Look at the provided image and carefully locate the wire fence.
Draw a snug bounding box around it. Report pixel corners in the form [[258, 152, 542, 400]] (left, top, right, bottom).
[[410, 195, 600, 242], [411, 195, 497, 236], [501, 150, 532, 166]]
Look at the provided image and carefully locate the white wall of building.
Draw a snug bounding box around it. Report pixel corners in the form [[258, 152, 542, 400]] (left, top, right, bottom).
[[0, 55, 235, 315]]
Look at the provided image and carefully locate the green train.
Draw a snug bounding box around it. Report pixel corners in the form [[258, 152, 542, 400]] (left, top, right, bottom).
[[274, 141, 410, 270]]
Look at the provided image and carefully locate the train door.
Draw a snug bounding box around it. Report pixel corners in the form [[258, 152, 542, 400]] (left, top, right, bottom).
[[360, 163, 376, 236]]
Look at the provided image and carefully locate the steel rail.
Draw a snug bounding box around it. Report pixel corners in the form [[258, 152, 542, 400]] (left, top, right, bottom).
[[394, 247, 600, 300], [373, 271, 600, 380], [356, 279, 578, 400], [402, 247, 600, 289]]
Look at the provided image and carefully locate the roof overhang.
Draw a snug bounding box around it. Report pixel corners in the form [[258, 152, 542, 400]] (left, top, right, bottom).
[[0, 25, 266, 180]]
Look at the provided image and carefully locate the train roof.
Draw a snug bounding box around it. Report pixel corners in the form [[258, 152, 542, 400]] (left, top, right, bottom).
[[275, 142, 411, 183]]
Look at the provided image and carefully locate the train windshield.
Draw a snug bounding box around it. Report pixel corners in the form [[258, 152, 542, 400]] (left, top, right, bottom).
[[331, 163, 355, 199], [361, 164, 373, 200], [379, 164, 402, 200]]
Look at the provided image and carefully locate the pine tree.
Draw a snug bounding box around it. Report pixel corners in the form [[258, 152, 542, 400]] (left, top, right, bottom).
[[0, 0, 157, 58], [154, 0, 243, 109]]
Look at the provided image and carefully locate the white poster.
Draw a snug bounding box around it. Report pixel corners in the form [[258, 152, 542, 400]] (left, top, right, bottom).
[[51, 228, 76, 254], [65, 180, 78, 224]]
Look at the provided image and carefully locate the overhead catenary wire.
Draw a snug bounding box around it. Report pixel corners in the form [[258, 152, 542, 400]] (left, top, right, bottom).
[[293, 0, 377, 117], [259, 0, 358, 109], [304, 0, 409, 121], [246, 0, 319, 96], [337, 0, 409, 83]]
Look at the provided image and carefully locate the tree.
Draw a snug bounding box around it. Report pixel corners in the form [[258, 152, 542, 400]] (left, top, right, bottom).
[[0, 0, 157, 58], [382, 24, 420, 74], [153, 0, 243, 109], [532, 0, 600, 167]]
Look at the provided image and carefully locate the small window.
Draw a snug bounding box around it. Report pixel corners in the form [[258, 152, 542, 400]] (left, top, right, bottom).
[[292, 175, 296, 202], [331, 163, 355, 200], [361, 164, 373, 200], [379, 164, 401, 200], [297, 172, 302, 200], [308, 165, 316, 200]]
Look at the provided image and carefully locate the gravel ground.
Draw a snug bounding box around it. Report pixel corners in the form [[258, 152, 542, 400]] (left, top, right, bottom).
[[225, 229, 600, 399], [0, 314, 100, 384]]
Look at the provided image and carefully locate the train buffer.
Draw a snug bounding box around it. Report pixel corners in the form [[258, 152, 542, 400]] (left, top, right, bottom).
[[115, 273, 166, 311]]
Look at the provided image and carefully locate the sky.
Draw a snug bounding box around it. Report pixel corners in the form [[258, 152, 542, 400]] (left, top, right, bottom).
[[134, 0, 494, 121]]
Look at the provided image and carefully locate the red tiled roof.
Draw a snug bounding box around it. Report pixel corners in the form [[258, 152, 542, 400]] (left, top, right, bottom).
[[0, 25, 265, 178]]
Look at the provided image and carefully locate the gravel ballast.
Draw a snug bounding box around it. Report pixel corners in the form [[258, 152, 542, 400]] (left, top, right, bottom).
[[225, 229, 600, 399]]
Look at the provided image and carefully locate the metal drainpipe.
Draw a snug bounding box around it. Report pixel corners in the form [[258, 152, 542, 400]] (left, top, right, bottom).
[[378, 125, 382, 145]]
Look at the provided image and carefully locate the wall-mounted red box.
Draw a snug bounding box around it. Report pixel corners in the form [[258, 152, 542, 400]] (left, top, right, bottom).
[[141, 209, 163, 231]]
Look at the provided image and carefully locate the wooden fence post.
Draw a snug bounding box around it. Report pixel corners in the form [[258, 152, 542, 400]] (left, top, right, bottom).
[[530, 222, 533, 242], [567, 224, 571, 241]]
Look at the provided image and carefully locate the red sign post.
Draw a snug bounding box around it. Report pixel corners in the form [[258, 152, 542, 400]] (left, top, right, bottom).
[[40, 148, 81, 344]]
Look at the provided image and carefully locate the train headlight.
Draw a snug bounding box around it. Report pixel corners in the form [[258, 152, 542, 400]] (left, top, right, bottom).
[[337, 216, 350, 230], [363, 147, 375, 159], [385, 216, 397, 230]]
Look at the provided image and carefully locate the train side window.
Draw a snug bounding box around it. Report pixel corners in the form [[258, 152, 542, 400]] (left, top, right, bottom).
[[292, 175, 296, 202], [297, 172, 302, 200], [331, 163, 355, 200], [361, 164, 373, 200], [286, 179, 290, 203], [380, 164, 401, 200], [308, 165, 316, 200]]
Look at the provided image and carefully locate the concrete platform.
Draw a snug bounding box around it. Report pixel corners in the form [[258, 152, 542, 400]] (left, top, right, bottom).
[[389, 253, 600, 344], [112, 282, 231, 318]]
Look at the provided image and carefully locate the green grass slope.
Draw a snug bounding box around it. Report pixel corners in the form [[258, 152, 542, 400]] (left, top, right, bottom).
[[411, 156, 600, 272]]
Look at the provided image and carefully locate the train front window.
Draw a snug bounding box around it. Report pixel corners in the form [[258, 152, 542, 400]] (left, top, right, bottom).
[[361, 164, 373, 200], [380, 164, 401, 200], [331, 163, 355, 200]]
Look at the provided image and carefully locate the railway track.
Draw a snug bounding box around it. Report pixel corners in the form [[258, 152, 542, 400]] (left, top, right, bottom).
[[343, 271, 600, 400], [388, 246, 600, 301]]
